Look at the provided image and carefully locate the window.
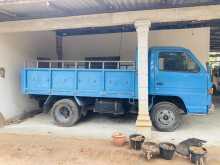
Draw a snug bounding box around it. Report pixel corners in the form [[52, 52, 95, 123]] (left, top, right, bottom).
[[159, 52, 200, 73]]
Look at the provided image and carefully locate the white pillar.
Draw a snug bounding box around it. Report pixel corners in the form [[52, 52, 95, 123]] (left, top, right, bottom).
[[135, 20, 152, 139]]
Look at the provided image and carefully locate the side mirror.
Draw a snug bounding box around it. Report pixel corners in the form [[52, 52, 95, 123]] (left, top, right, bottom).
[[206, 62, 211, 73]]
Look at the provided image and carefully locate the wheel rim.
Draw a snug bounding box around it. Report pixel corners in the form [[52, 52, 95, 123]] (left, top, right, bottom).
[[156, 109, 175, 126], [55, 105, 72, 123]]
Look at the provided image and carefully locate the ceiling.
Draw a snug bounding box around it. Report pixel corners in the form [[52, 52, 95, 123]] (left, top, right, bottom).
[[0, 0, 219, 22]]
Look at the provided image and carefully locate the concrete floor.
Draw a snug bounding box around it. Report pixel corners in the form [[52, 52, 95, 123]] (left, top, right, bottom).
[[1, 97, 220, 146]]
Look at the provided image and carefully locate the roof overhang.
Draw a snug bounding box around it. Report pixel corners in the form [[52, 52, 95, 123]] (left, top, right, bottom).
[[0, 4, 219, 33], [0, 0, 219, 22]]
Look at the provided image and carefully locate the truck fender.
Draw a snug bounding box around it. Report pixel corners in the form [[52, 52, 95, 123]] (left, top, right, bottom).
[[74, 96, 84, 107], [43, 95, 59, 113]]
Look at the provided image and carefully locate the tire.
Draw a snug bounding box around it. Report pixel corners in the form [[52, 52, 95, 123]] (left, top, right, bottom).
[[150, 102, 182, 132], [51, 99, 80, 127]]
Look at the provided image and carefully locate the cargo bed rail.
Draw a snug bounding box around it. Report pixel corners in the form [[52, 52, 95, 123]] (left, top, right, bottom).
[[25, 60, 136, 70]]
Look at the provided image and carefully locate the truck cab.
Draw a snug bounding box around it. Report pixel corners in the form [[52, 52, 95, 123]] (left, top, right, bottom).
[[148, 47, 213, 131], [21, 47, 213, 132]]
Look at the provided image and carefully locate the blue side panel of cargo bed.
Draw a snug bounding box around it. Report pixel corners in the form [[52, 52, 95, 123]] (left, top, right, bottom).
[[22, 68, 137, 99], [25, 69, 51, 94]]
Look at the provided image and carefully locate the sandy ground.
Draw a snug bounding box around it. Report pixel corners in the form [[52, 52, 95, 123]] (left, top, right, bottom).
[[0, 134, 219, 165]]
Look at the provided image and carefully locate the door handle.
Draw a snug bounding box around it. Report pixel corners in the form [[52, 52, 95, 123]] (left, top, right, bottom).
[[156, 82, 164, 86]]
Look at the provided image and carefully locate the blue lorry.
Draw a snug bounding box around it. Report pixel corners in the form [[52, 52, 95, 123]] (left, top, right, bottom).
[[21, 47, 213, 132]]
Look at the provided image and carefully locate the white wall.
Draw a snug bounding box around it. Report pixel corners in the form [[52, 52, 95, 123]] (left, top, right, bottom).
[[149, 28, 210, 64], [0, 31, 56, 120], [63, 27, 210, 64]]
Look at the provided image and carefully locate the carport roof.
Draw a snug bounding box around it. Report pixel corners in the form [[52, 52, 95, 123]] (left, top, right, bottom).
[[0, 0, 219, 22]]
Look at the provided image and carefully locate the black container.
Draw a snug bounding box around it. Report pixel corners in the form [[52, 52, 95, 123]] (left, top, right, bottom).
[[159, 142, 176, 160], [189, 146, 207, 164], [129, 134, 145, 150]]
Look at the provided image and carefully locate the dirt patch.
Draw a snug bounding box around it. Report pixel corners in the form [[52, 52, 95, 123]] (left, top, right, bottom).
[[5, 109, 42, 125], [0, 134, 219, 165]]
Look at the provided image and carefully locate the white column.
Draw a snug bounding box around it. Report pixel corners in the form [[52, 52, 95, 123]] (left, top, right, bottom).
[[135, 20, 152, 139]]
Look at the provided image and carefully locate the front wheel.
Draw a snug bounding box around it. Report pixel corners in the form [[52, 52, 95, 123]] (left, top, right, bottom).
[[150, 102, 182, 132], [51, 99, 80, 127]]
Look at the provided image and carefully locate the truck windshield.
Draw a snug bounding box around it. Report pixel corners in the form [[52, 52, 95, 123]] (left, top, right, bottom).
[[159, 52, 200, 73]]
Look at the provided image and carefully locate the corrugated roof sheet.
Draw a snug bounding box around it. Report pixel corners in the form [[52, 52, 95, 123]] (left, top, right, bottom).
[[0, 0, 218, 21]]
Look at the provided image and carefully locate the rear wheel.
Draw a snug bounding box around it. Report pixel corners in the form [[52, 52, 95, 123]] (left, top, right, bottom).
[[150, 102, 182, 132], [51, 99, 80, 127]]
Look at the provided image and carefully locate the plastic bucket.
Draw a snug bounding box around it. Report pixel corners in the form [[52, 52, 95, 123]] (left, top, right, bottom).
[[129, 134, 145, 150], [159, 142, 176, 160], [189, 146, 207, 164]]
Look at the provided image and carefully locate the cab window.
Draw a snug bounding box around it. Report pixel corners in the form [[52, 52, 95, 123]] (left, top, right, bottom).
[[159, 52, 200, 73]]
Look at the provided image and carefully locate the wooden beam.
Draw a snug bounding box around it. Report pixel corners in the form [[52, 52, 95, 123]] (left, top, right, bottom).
[[0, 5, 220, 33]]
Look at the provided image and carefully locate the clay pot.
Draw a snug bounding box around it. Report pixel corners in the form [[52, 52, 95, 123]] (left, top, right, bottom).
[[112, 132, 127, 146]]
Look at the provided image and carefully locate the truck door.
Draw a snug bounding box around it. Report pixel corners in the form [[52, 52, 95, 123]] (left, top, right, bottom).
[[154, 49, 208, 114]]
